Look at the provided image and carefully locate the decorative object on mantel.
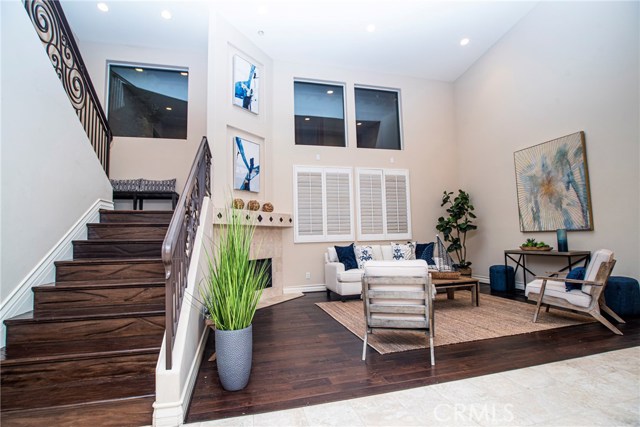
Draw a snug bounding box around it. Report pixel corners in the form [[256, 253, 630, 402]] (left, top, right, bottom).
[[232, 198, 245, 209], [436, 189, 477, 274], [430, 236, 461, 280], [514, 131, 593, 232], [247, 200, 260, 211], [262, 202, 274, 212], [556, 229, 569, 252], [520, 238, 552, 251], [200, 207, 269, 391]]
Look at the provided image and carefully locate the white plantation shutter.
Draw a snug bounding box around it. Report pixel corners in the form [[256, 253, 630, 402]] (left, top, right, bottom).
[[357, 170, 384, 239], [325, 170, 353, 238], [294, 166, 354, 242], [357, 168, 411, 240]]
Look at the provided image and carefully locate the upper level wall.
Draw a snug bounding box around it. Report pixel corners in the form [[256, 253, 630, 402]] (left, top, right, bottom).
[[454, 1, 640, 280], [0, 1, 112, 301], [79, 41, 208, 197]]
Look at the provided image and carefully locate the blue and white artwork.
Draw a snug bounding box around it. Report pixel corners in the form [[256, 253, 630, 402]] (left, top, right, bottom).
[[234, 137, 260, 193], [233, 55, 259, 114], [514, 131, 593, 232]]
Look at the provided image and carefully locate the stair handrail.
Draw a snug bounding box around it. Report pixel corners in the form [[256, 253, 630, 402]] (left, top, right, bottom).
[[162, 136, 211, 370], [24, 0, 112, 175]]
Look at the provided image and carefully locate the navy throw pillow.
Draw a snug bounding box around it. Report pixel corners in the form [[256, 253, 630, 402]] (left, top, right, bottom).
[[417, 242, 435, 265], [335, 244, 358, 270], [565, 267, 586, 291]]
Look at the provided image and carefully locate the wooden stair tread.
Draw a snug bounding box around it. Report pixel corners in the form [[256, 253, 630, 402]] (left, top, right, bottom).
[[88, 222, 170, 226], [101, 209, 173, 214], [55, 257, 162, 266], [1, 373, 155, 411], [73, 239, 164, 245], [5, 307, 164, 324], [0, 395, 154, 427], [0, 345, 160, 366], [3, 336, 164, 358], [35, 279, 165, 290]]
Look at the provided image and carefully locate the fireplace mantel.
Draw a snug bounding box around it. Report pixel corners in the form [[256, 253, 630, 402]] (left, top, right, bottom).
[[213, 208, 293, 228]]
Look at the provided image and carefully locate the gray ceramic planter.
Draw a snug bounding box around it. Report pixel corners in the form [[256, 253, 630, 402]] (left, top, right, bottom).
[[214, 324, 253, 391]]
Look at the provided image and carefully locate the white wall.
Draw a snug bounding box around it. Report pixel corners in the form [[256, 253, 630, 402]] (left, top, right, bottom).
[[454, 1, 640, 282], [79, 41, 208, 198], [0, 1, 112, 301]]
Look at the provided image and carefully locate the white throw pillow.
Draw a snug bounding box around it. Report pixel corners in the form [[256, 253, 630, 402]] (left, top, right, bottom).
[[355, 245, 375, 269], [327, 247, 339, 263]]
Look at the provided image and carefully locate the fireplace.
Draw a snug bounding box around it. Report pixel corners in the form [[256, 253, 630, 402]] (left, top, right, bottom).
[[254, 258, 272, 289]]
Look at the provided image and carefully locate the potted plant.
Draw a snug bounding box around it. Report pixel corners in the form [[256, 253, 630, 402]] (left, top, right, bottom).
[[200, 207, 269, 391], [436, 190, 478, 275]]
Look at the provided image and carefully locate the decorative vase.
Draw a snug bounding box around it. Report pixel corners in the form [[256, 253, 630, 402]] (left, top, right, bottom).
[[215, 325, 253, 391], [247, 200, 260, 211], [556, 229, 568, 252]]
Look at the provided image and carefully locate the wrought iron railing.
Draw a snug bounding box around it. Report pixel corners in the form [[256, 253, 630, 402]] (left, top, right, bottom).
[[24, 0, 112, 175], [162, 137, 211, 369]]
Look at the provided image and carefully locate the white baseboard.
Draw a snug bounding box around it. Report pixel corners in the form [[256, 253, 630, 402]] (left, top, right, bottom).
[[0, 199, 113, 347], [284, 284, 326, 294], [474, 274, 525, 290]]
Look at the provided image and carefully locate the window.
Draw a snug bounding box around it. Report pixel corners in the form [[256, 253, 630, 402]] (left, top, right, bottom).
[[107, 64, 188, 139], [355, 87, 401, 150], [294, 81, 346, 147], [294, 166, 354, 242], [356, 168, 411, 240]]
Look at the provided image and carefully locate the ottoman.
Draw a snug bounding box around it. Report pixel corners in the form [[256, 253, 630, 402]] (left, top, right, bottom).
[[605, 276, 640, 317], [490, 265, 515, 292]]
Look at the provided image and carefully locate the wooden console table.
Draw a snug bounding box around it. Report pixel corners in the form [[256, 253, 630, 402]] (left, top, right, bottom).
[[504, 249, 591, 286], [432, 277, 480, 306]]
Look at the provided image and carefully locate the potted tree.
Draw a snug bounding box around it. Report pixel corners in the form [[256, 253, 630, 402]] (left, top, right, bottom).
[[436, 190, 478, 276], [200, 207, 269, 391]]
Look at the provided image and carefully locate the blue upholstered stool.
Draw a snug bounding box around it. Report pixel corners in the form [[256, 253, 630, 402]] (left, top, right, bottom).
[[605, 276, 640, 317], [490, 265, 515, 292]]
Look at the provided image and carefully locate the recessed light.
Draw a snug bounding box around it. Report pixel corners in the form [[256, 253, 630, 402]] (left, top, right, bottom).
[[161, 10, 172, 20], [166, 107, 173, 111], [460, 37, 470, 46], [366, 24, 376, 33], [257, 30, 265, 36], [97, 2, 108, 12], [135, 68, 143, 72], [326, 90, 334, 95], [357, 122, 362, 126], [180, 72, 188, 76], [304, 117, 310, 121]]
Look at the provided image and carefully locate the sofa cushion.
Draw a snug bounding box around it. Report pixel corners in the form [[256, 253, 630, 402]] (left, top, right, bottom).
[[391, 242, 416, 260], [355, 245, 375, 269], [381, 245, 393, 260], [337, 269, 364, 282], [417, 242, 435, 265], [327, 247, 339, 263], [371, 245, 384, 261], [335, 244, 358, 270], [525, 278, 591, 308]]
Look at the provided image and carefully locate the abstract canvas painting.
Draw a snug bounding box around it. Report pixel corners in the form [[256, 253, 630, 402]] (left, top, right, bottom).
[[514, 131, 593, 232], [233, 55, 259, 114], [234, 136, 260, 193]]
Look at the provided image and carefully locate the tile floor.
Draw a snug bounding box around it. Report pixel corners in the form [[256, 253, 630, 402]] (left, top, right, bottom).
[[184, 346, 640, 427]]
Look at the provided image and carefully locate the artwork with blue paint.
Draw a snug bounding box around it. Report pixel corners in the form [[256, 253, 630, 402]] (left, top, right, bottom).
[[234, 136, 260, 193], [514, 131, 593, 232], [233, 55, 259, 114]]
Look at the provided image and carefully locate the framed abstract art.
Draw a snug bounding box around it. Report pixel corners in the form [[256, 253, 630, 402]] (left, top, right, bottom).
[[232, 55, 259, 114], [234, 136, 260, 193], [514, 131, 593, 232]]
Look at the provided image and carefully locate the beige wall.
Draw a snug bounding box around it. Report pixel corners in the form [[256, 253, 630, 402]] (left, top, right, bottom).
[[0, 1, 112, 299], [79, 41, 208, 196], [454, 1, 640, 283]]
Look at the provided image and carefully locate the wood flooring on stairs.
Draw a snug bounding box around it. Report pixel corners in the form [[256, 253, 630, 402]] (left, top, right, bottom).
[[185, 289, 640, 424], [0, 209, 171, 427]]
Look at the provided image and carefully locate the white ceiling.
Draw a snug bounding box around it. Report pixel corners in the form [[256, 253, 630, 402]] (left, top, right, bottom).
[[62, 0, 538, 82]]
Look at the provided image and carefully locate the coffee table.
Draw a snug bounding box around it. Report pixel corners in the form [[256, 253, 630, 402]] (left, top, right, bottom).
[[432, 277, 480, 306]]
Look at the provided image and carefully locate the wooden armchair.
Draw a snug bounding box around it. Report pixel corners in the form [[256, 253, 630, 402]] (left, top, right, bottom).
[[525, 249, 625, 335], [361, 260, 435, 365]]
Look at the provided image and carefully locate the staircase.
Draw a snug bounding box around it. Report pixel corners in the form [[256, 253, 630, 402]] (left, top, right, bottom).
[[0, 209, 172, 427]]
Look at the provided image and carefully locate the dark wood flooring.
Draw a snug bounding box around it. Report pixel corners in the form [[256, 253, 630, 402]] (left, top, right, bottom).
[[186, 286, 640, 423]]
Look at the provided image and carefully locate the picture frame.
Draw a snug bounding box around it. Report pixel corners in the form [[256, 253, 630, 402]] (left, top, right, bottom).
[[232, 55, 259, 114], [514, 131, 593, 232], [234, 136, 260, 193]]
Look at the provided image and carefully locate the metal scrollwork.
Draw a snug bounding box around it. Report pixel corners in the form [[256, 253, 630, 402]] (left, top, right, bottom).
[[23, 0, 111, 174]]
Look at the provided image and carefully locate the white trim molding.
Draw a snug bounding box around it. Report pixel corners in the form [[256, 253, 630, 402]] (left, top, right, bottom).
[[0, 199, 113, 347], [284, 284, 326, 294]]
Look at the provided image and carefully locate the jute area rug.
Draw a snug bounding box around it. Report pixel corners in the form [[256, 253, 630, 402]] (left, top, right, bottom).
[[316, 291, 594, 354]]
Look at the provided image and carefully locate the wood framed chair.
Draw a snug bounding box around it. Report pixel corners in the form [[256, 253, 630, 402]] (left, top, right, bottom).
[[361, 260, 435, 365], [525, 249, 625, 335]]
